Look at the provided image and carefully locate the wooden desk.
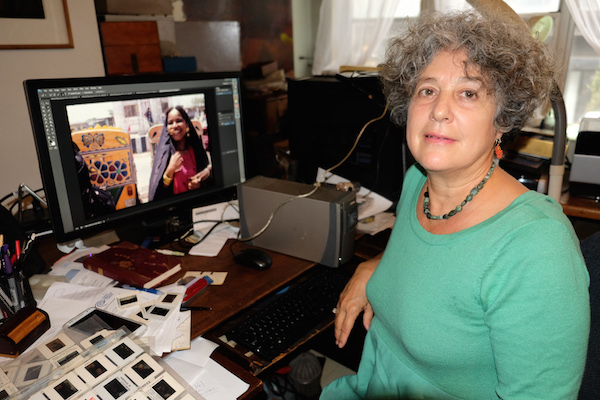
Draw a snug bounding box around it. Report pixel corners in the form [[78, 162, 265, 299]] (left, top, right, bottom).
[[36, 237, 315, 400], [560, 192, 600, 221]]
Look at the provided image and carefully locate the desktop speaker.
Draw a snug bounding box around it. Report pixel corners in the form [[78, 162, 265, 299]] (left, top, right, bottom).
[[238, 176, 358, 267]]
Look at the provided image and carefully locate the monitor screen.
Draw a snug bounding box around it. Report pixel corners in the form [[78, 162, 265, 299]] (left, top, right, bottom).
[[24, 72, 246, 244]]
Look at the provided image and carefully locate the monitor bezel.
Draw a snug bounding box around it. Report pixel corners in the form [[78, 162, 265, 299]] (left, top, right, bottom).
[[24, 71, 247, 244]]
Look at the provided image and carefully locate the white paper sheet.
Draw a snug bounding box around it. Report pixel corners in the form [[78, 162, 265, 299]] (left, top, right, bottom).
[[164, 336, 249, 400], [317, 168, 393, 218], [35, 282, 186, 356], [317, 168, 395, 235], [188, 202, 240, 257], [49, 262, 116, 288], [357, 211, 396, 235]]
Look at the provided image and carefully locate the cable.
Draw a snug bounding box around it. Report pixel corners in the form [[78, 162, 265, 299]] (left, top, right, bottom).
[[176, 201, 241, 248], [316, 102, 389, 184], [236, 183, 320, 243], [0, 192, 17, 205], [236, 102, 390, 244]]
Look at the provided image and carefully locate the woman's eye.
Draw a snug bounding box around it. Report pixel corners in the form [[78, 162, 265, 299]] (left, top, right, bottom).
[[462, 90, 477, 99], [419, 88, 434, 96]]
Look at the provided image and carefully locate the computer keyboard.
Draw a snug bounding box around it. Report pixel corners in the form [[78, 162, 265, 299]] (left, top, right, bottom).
[[224, 268, 351, 361]]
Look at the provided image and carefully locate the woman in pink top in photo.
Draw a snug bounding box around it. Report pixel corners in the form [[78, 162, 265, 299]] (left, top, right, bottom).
[[148, 106, 212, 201]]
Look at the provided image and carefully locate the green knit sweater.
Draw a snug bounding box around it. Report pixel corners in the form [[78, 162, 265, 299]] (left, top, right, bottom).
[[321, 164, 590, 399]]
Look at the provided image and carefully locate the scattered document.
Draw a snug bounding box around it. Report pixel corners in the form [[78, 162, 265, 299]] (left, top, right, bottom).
[[34, 282, 185, 356], [171, 311, 192, 351], [48, 245, 116, 287], [188, 202, 240, 257], [49, 262, 116, 288], [181, 271, 228, 286], [358, 212, 396, 235], [317, 168, 395, 235], [164, 336, 249, 400]]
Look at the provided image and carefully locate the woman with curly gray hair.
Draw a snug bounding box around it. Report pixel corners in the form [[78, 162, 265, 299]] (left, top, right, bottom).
[[322, 10, 589, 400]]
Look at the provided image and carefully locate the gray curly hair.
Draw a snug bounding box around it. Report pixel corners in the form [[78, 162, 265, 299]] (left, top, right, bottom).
[[380, 10, 556, 144]]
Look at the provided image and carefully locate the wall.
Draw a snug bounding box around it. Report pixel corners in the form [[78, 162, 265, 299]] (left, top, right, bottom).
[[0, 0, 104, 199], [0, 0, 314, 204], [292, 0, 321, 78], [182, 0, 294, 73]]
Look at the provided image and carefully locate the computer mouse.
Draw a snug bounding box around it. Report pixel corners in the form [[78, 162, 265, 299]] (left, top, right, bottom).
[[233, 248, 273, 270]]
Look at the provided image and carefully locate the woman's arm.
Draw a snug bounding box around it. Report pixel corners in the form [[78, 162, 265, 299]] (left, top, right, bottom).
[[334, 253, 382, 348], [484, 221, 589, 398], [163, 152, 183, 185]]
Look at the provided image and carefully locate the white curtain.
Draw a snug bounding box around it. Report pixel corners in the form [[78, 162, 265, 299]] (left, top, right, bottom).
[[565, 0, 600, 55], [312, 0, 402, 76]]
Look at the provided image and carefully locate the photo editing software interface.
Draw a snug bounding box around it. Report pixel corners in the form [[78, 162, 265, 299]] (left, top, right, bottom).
[[25, 72, 247, 243]]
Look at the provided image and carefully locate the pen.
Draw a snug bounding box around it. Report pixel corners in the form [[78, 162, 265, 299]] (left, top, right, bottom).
[[14, 240, 21, 260], [155, 249, 185, 257], [180, 306, 212, 311], [194, 208, 217, 217]]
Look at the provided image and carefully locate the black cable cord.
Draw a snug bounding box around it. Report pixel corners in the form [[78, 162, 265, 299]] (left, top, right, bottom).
[[174, 218, 239, 249], [0, 192, 15, 204], [8, 187, 45, 213]]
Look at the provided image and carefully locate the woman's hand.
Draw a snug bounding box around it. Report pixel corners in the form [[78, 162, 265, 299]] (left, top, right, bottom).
[[187, 167, 211, 190], [165, 152, 184, 178], [334, 253, 382, 348]]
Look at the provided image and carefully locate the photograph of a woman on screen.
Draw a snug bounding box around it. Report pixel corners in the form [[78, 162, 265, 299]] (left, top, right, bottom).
[[148, 106, 212, 201]]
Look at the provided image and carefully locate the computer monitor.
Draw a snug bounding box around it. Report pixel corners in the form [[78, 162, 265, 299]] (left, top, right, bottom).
[[24, 72, 246, 245]]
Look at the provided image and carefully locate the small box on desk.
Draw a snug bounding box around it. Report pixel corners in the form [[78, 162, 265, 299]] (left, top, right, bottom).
[[0, 306, 50, 358], [238, 176, 357, 267]]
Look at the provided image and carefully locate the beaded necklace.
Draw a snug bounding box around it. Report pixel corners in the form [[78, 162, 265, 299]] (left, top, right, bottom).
[[423, 162, 495, 220]]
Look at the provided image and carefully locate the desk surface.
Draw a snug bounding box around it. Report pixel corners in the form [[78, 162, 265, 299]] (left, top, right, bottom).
[[36, 237, 316, 400], [560, 192, 600, 221]]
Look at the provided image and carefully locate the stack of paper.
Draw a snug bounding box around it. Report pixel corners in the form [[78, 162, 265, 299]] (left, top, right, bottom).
[[35, 282, 186, 357], [164, 336, 249, 400], [188, 201, 240, 257]]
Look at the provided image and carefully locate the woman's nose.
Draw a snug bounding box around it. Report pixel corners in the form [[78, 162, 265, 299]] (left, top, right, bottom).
[[430, 94, 452, 122]]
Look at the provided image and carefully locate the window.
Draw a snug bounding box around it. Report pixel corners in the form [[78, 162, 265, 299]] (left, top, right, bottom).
[[504, 0, 560, 14], [564, 28, 600, 139], [124, 104, 139, 118]]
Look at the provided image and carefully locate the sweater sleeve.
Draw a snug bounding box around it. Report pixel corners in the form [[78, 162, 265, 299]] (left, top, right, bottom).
[[481, 217, 590, 399]]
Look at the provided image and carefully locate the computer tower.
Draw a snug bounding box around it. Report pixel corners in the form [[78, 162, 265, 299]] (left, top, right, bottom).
[[238, 176, 357, 267]]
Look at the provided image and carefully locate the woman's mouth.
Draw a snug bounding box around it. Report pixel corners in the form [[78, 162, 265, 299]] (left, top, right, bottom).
[[425, 133, 454, 143]]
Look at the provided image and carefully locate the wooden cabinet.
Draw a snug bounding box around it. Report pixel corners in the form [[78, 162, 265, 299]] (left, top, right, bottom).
[[243, 92, 288, 136], [100, 21, 163, 75]]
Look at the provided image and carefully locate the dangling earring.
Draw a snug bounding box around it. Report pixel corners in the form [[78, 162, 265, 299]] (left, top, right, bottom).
[[494, 138, 503, 159], [185, 127, 190, 137]]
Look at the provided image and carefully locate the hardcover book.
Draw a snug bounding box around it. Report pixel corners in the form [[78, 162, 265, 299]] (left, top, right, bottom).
[[80, 242, 182, 288]]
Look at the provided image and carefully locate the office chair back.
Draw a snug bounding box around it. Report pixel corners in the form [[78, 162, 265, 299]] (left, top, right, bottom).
[[579, 230, 600, 399]]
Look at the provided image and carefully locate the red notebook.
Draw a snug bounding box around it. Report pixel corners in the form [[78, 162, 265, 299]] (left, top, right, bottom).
[[81, 242, 182, 288]]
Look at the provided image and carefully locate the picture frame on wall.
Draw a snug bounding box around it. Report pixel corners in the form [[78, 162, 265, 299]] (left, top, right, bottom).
[[0, 0, 73, 49]]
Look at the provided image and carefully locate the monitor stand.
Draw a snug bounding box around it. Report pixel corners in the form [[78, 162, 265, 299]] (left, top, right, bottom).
[[56, 209, 192, 253], [56, 230, 120, 253]]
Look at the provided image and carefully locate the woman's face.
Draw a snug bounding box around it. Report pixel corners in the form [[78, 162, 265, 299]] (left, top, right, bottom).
[[406, 50, 502, 175], [166, 109, 188, 142]]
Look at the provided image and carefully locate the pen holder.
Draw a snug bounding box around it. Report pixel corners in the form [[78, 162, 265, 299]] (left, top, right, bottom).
[[0, 306, 50, 357], [0, 270, 37, 317]]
